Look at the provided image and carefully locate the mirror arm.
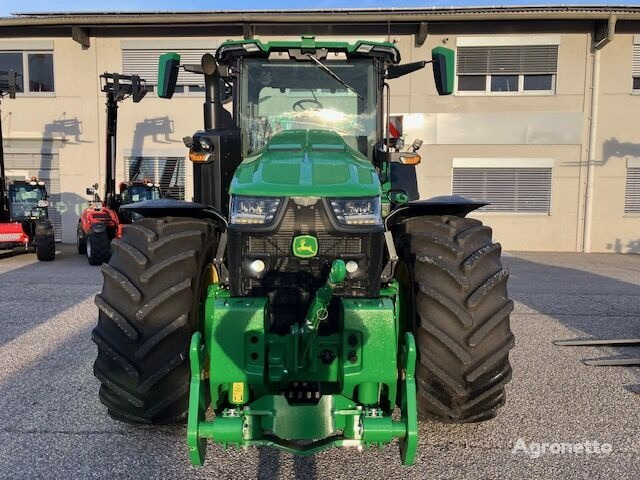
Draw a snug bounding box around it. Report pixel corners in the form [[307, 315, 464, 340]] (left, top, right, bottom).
[[386, 60, 432, 80]]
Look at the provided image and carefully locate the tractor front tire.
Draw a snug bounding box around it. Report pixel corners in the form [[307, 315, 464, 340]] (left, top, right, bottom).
[[36, 233, 55, 261], [92, 217, 218, 423], [86, 230, 110, 265], [396, 215, 514, 423]]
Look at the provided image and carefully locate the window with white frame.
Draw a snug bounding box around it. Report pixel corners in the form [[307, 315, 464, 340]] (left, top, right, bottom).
[[123, 46, 213, 95], [125, 156, 186, 200], [633, 37, 640, 92], [456, 37, 558, 95], [0, 50, 54, 93], [452, 158, 553, 214], [625, 159, 640, 214]]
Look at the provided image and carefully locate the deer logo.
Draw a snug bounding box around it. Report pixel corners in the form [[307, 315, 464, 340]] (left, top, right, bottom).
[[292, 235, 319, 258]]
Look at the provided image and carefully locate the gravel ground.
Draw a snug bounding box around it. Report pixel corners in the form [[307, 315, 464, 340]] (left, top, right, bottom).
[[0, 246, 639, 479]]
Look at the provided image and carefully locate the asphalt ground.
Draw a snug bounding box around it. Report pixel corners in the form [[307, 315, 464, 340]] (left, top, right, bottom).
[[0, 246, 639, 479]]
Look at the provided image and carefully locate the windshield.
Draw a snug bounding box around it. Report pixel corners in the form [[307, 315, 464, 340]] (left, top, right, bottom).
[[239, 58, 378, 157], [122, 185, 161, 205], [8, 184, 46, 219]]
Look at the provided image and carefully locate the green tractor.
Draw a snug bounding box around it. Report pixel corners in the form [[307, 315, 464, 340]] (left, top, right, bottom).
[[91, 37, 514, 465]]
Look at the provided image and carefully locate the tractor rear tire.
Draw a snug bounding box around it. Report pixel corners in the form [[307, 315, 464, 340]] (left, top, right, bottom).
[[92, 217, 218, 424], [36, 233, 55, 261], [396, 215, 514, 423], [87, 231, 110, 265]]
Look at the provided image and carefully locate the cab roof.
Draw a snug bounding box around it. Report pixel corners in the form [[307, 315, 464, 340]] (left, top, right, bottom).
[[216, 36, 401, 65]]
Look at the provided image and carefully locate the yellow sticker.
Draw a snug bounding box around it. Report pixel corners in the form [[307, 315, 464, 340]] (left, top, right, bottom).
[[232, 382, 244, 404]]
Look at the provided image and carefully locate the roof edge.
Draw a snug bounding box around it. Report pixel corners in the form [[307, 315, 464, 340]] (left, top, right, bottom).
[[2, 5, 640, 27]]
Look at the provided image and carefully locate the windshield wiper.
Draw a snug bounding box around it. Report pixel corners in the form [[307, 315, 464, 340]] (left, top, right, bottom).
[[305, 54, 366, 102]]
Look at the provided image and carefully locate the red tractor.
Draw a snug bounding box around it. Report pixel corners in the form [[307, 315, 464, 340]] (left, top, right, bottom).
[[76, 72, 154, 265], [0, 71, 55, 261], [0, 177, 56, 261]]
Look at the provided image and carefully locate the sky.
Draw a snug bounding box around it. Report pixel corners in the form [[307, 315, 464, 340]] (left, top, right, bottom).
[[0, 0, 637, 17]]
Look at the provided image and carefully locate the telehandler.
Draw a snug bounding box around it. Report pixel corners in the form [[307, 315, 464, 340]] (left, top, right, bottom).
[[92, 38, 514, 465], [77, 72, 160, 265]]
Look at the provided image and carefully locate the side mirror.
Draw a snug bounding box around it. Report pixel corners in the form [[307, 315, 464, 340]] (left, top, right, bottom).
[[158, 52, 181, 99], [86, 186, 95, 196], [431, 47, 455, 96]]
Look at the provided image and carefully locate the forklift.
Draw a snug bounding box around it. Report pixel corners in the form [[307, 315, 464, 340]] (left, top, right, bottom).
[[0, 70, 55, 261]]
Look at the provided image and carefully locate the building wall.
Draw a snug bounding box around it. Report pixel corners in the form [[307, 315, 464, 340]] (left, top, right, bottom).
[[387, 32, 589, 252], [1, 23, 639, 251], [592, 33, 640, 253]]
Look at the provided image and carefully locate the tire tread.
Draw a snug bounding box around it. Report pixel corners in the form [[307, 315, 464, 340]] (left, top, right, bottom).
[[396, 214, 514, 423], [92, 217, 217, 424]]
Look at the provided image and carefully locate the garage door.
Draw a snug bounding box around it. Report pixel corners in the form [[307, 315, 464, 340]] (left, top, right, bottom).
[[4, 152, 62, 241]]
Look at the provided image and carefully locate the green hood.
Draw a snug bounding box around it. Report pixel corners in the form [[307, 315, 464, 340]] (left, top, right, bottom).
[[230, 130, 380, 198]]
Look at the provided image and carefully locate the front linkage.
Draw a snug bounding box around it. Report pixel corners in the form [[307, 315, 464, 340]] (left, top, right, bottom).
[[187, 260, 418, 465]]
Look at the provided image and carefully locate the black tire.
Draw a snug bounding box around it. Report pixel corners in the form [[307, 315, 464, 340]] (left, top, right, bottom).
[[77, 223, 87, 254], [36, 233, 55, 261], [87, 231, 111, 265], [395, 215, 514, 423], [92, 217, 218, 424]]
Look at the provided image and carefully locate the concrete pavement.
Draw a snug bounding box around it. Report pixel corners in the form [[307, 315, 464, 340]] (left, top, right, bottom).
[[0, 247, 638, 479]]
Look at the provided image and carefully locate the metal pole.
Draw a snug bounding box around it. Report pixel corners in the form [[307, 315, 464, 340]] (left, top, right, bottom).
[[583, 45, 600, 253], [105, 91, 118, 208], [582, 16, 616, 252]]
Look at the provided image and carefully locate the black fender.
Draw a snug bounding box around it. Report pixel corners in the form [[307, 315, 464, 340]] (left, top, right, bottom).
[[119, 198, 227, 230], [385, 195, 487, 229], [35, 218, 54, 237]]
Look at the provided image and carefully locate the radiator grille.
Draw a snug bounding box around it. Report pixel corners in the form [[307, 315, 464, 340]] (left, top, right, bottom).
[[248, 236, 362, 257]]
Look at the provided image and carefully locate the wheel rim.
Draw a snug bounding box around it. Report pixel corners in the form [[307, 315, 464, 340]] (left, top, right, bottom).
[[86, 237, 92, 258]]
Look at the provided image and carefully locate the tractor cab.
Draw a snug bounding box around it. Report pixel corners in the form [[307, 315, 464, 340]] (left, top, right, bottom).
[[226, 40, 390, 159], [159, 38, 453, 218], [8, 178, 49, 221], [117, 180, 161, 222], [119, 180, 161, 206], [0, 176, 55, 259]]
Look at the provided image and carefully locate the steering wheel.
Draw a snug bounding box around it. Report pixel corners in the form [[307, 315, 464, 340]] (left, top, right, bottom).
[[293, 99, 323, 111]]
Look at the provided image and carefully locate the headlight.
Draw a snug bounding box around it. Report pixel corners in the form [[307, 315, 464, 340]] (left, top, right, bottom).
[[330, 197, 382, 226], [230, 195, 282, 225]]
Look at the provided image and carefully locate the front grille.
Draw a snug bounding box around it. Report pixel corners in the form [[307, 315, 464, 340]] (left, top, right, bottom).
[[248, 236, 362, 257], [227, 199, 384, 329]]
